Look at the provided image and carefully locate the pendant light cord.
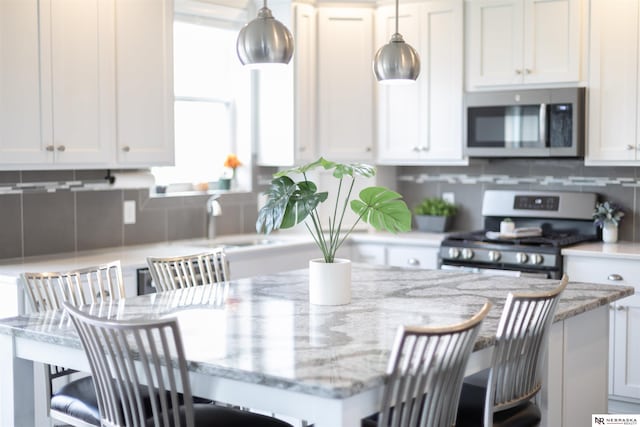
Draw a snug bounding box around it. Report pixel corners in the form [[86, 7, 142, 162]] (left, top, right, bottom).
[[395, 0, 399, 34]]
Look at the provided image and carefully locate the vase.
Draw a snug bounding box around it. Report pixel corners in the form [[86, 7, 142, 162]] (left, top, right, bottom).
[[308, 258, 351, 305], [602, 223, 619, 243]]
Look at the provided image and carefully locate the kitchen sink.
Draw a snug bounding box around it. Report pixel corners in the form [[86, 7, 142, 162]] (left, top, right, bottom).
[[195, 238, 282, 249]]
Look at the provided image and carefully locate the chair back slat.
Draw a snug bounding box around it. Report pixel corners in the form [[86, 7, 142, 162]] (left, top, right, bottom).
[[484, 275, 568, 426], [21, 261, 126, 312], [147, 249, 229, 292], [65, 302, 195, 427], [379, 302, 492, 427]]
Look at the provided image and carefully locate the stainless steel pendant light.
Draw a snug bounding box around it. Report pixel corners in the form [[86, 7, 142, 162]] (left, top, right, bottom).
[[373, 0, 420, 84], [236, 0, 294, 67]]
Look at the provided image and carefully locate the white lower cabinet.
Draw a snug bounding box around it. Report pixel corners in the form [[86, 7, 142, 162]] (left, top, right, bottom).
[[564, 255, 640, 401], [351, 243, 387, 265], [386, 246, 439, 270]]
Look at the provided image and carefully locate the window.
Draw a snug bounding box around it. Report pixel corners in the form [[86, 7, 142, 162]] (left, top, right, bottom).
[[152, 19, 251, 189]]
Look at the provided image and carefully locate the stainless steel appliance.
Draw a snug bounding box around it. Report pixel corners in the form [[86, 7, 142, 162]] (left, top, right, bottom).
[[465, 87, 585, 158], [439, 190, 598, 279]]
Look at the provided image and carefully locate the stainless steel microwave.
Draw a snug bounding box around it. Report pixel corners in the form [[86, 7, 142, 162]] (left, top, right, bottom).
[[464, 87, 585, 158]]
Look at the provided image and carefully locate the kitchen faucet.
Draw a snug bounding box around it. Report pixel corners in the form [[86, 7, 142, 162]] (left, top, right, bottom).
[[207, 194, 222, 239]]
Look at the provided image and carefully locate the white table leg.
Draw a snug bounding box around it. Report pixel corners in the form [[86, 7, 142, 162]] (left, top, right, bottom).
[[0, 333, 35, 426]]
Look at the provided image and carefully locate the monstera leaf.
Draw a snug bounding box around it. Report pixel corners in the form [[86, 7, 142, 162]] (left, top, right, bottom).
[[351, 187, 412, 233], [256, 176, 327, 234]]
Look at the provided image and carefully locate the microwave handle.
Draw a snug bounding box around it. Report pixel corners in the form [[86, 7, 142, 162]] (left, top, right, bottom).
[[539, 103, 547, 147]]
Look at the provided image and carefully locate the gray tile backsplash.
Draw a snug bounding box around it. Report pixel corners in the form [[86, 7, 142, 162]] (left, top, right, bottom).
[[399, 160, 640, 241], [1, 162, 640, 261]]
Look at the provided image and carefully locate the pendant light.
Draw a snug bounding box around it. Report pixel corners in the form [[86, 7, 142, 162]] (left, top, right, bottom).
[[373, 0, 420, 84], [236, 0, 294, 67]]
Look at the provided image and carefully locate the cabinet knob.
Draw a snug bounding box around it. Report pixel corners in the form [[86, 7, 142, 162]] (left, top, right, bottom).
[[412, 146, 420, 152], [608, 274, 623, 281], [366, 147, 372, 152], [420, 146, 428, 152], [407, 258, 420, 267], [626, 144, 634, 151], [617, 305, 626, 311], [122, 146, 131, 152], [57, 145, 66, 152], [515, 69, 522, 75], [46, 145, 55, 152], [525, 69, 532, 74]]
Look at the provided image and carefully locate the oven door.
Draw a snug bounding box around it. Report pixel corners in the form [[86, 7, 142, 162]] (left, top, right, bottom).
[[440, 263, 556, 279]]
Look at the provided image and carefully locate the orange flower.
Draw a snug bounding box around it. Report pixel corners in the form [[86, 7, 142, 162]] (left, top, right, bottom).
[[224, 154, 242, 169]]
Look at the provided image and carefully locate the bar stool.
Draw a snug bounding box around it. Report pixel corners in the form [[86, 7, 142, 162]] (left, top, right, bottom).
[[21, 261, 126, 426], [455, 275, 569, 427], [64, 302, 293, 427], [363, 302, 492, 427], [146, 249, 229, 292]]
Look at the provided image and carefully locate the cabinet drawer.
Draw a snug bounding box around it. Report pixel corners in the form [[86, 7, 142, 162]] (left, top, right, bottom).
[[564, 256, 640, 287], [387, 246, 438, 270]]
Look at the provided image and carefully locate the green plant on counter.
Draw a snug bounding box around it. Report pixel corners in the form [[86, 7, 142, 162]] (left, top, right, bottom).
[[256, 157, 412, 263], [413, 197, 457, 217], [593, 201, 624, 228]]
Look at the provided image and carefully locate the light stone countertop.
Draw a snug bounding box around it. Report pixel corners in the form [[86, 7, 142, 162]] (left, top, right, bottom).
[[562, 241, 640, 261], [0, 265, 632, 399]]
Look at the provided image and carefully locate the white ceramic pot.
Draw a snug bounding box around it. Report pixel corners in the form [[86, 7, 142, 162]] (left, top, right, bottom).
[[308, 258, 351, 305], [602, 223, 619, 243]]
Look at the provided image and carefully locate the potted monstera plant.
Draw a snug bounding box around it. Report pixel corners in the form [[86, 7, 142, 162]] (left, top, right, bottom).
[[256, 158, 412, 305]]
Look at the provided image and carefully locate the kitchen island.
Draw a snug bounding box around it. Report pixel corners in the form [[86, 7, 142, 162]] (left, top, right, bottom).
[[0, 265, 631, 427]]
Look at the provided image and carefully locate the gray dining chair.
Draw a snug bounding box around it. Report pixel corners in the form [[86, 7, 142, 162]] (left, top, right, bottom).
[[63, 302, 293, 427], [455, 274, 569, 427], [146, 249, 230, 292], [21, 261, 126, 427], [363, 301, 492, 427]]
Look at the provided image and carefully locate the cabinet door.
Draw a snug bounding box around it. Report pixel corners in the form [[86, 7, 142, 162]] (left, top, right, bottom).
[[613, 294, 640, 399], [351, 243, 386, 265], [467, 0, 523, 87], [376, 3, 422, 162], [0, 0, 51, 166], [115, 0, 174, 166], [377, 0, 464, 165], [587, 0, 639, 164], [387, 246, 438, 269], [48, 0, 116, 165], [317, 7, 374, 161], [420, 0, 464, 161], [522, 0, 581, 84]]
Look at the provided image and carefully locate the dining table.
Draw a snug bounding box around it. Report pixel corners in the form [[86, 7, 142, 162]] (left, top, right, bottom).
[[0, 264, 633, 427]]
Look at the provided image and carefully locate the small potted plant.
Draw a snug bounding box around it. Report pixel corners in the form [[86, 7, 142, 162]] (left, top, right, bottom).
[[256, 157, 412, 305], [593, 201, 624, 243], [412, 197, 457, 232]]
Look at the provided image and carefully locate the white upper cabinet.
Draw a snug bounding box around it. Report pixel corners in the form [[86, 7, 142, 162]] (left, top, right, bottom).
[[376, 0, 465, 165], [0, 0, 174, 170], [0, 0, 49, 165], [586, 0, 640, 165], [317, 6, 374, 161], [466, 0, 583, 89], [115, 0, 174, 166], [257, 2, 316, 167], [0, 0, 115, 168]]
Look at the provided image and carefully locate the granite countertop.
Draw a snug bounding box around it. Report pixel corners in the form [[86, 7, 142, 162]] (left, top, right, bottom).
[[0, 265, 632, 400], [562, 241, 640, 260]]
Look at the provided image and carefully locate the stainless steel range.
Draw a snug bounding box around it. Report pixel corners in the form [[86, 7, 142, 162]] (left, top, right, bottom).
[[439, 190, 599, 279]]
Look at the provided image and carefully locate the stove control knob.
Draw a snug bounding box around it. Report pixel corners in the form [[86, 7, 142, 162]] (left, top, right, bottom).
[[516, 252, 528, 264], [529, 253, 543, 265], [488, 250, 501, 262], [461, 248, 474, 260], [448, 248, 461, 259]]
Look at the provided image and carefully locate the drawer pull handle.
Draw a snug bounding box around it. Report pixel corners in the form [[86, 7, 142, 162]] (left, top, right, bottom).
[[608, 274, 623, 281], [617, 305, 626, 311], [407, 258, 420, 267]]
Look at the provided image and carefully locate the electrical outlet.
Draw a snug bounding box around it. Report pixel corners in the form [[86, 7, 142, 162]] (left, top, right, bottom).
[[124, 200, 136, 225], [442, 192, 455, 205]]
